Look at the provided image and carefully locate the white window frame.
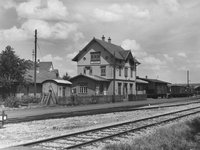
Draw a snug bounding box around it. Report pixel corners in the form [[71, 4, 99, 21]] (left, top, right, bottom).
[[79, 86, 88, 94], [91, 52, 101, 63], [101, 66, 106, 76]]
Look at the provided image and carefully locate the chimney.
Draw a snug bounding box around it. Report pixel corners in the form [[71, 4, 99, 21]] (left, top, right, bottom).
[[145, 75, 148, 79], [102, 35, 105, 41], [108, 37, 111, 43]]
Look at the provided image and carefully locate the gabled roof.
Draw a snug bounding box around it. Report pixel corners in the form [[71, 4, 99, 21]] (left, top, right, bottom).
[[139, 77, 170, 84], [25, 70, 60, 83], [136, 79, 148, 84], [95, 38, 127, 60], [38, 62, 53, 71], [169, 84, 188, 87], [72, 37, 140, 64], [70, 74, 109, 82], [29, 61, 53, 71], [194, 85, 200, 89], [25, 61, 60, 84], [42, 79, 72, 85], [170, 83, 200, 88]]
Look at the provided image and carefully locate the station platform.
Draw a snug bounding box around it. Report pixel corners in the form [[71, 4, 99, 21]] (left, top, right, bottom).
[[3, 96, 200, 123], [2, 147, 43, 150]]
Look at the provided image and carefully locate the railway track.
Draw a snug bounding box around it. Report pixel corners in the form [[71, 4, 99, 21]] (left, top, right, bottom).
[[15, 105, 200, 150]]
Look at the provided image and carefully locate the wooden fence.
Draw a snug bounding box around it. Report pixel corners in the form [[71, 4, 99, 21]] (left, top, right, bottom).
[[57, 94, 147, 105]]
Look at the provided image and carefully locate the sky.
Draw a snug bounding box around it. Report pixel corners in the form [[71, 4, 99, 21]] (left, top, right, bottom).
[[0, 0, 200, 84]]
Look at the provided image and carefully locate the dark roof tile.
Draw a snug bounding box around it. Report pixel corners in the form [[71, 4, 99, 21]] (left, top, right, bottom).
[[72, 38, 140, 64], [70, 74, 109, 82], [139, 77, 170, 84], [25, 70, 59, 83]]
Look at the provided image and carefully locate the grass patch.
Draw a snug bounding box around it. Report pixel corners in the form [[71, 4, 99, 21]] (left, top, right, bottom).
[[103, 117, 200, 150]]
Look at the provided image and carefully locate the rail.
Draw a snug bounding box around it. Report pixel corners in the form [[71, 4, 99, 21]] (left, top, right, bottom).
[[15, 105, 200, 150]]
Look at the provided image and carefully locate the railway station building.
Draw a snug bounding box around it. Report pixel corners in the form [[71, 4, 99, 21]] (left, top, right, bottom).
[[70, 36, 144, 101]]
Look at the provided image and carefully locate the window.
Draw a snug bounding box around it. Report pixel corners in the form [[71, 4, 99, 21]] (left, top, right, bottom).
[[130, 84, 133, 94], [125, 67, 128, 77], [118, 83, 122, 95], [131, 68, 133, 77], [59, 87, 62, 96], [119, 67, 121, 76], [72, 88, 76, 94], [83, 68, 86, 74], [79, 86, 88, 94], [63, 87, 66, 97], [100, 84, 104, 94], [91, 52, 100, 63], [101, 66, 106, 76], [89, 67, 92, 75], [83, 66, 92, 75]]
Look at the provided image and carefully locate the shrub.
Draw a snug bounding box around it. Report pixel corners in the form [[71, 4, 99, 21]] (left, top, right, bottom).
[[103, 117, 200, 150], [20, 96, 40, 104], [4, 96, 20, 108]]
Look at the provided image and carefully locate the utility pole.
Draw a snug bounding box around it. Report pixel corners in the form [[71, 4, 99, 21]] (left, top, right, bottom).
[[34, 29, 37, 98], [187, 70, 190, 96], [112, 51, 116, 103], [187, 70, 189, 87]]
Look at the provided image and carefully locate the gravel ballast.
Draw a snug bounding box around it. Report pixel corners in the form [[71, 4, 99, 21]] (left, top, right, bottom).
[[1, 103, 200, 149]]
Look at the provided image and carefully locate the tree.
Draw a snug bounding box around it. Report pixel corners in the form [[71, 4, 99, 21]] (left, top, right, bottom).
[[0, 46, 31, 98], [62, 72, 71, 80]]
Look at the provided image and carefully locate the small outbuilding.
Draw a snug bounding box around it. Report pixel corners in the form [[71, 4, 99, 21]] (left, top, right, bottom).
[[41, 79, 72, 105], [42, 79, 72, 97]]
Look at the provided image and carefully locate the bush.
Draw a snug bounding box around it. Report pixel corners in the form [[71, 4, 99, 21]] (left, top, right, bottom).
[[103, 117, 200, 150], [4, 96, 20, 108], [20, 96, 40, 104]]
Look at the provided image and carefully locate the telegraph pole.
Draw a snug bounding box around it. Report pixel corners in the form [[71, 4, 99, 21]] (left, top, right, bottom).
[[187, 70, 189, 87], [187, 70, 190, 87], [112, 51, 116, 103], [34, 29, 37, 98], [187, 70, 190, 96]]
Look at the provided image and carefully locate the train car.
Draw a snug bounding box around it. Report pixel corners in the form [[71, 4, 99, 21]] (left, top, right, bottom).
[[138, 77, 170, 98], [194, 85, 200, 95], [168, 84, 194, 97]]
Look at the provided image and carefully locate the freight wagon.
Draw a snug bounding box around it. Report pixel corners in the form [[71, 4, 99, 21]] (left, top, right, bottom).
[[169, 84, 194, 97], [138, 77, 169, 98]]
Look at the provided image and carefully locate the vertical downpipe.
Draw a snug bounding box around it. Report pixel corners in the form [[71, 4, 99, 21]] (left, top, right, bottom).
[[112, 52, 116, 103]]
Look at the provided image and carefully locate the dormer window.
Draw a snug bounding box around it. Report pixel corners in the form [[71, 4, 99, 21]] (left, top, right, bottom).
[[91, 52, 100, 64]]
